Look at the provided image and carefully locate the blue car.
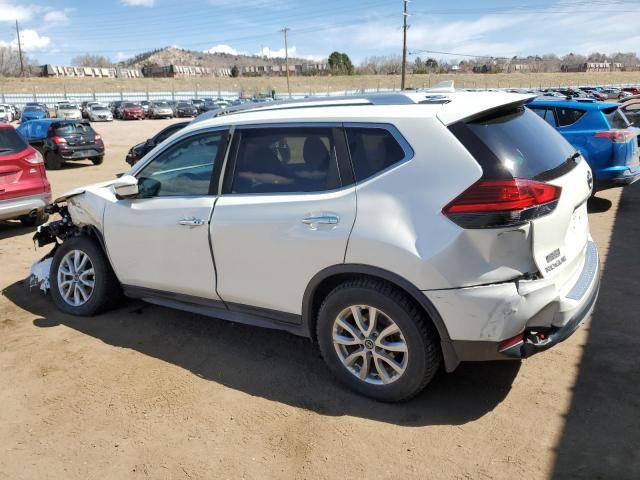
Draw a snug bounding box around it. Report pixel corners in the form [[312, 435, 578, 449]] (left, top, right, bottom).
[[528, 98, 640, 191], [20, 105, 48, 123]]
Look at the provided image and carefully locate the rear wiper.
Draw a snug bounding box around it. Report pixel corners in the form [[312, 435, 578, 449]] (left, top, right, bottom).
[[568, 151, 581, 163], [0, 148, 15, 153]]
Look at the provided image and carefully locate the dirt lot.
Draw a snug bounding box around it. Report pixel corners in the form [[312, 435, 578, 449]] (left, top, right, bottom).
[[3, 71, 640, 95], [1, 119, 639, 480]]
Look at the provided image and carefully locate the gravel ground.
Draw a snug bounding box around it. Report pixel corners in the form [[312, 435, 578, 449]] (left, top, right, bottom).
[[1, 118, 639, 480]]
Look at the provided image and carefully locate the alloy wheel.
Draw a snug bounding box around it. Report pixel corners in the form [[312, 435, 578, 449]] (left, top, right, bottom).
[[332, 305, 408, 385], [57, 249, 95, 307]]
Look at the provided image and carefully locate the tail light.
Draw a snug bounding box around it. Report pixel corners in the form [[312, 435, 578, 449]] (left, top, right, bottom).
[[443, 179, 562, 229], [52, 136, 67, 145], [94, 134, 102, 141], [594, 130, 635, 143], [24, 150, 44, 164]]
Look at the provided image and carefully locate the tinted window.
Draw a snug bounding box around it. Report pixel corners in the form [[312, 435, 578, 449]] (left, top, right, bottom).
[[137, 132, 222, 197], [232, 127, 341, 194], [54, 123, 93, 136], [604, 108, 630, 129], [555, 107, 585, 127], [450, 106, 576, 181], [155, 124, 185, 144], [346, 127, 406, 182], [0, 127, 28, 155]]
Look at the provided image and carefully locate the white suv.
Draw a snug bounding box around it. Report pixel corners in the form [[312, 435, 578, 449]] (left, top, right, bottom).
[[30, 91, 600, 402]]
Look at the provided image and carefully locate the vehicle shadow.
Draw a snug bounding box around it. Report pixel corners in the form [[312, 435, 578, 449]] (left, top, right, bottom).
[[586, 195, 613, 213], [3, 281, 520, 427], [0, 220, 35, 241], [552, 185, 640, 478]]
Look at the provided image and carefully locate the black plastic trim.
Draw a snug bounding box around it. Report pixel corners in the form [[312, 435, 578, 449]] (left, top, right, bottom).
[[122, 285, 307, 336]]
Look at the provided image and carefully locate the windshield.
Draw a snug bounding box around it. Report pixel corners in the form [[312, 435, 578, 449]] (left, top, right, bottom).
[[58, 105, 77, 110], [177, 103, 191, 107], [24, 106, 43, 112], [154, 102, 169, 107], [92, 107, 108, 111], [123, 103, 140, 108]]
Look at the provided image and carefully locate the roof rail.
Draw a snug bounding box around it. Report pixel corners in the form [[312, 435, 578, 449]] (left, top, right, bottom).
[[191, 93, 424, 123]]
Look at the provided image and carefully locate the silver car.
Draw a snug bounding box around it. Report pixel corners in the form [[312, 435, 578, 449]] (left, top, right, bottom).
[[149, 101, 174, 119], [88, 105, 113, 122], [56, 104, 82, 120]]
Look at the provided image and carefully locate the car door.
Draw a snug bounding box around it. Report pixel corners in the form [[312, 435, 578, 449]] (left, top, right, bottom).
[[211, 124, 356, 317], [103, 128, 228, 300]]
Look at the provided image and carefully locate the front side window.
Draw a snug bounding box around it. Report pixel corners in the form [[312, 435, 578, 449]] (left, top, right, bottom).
[[231, 127, 341, 194], [345, 127, 407, 182], [137, 132, 223, 197]]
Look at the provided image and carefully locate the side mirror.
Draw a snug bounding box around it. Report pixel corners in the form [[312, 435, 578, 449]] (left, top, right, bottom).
[[113, 174, 139, 199]]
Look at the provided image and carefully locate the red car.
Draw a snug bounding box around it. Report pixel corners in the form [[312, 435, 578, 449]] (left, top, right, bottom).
[[0, 124, 51, 226], [119, 102, 145, 120], [621, 87, 640, 96]]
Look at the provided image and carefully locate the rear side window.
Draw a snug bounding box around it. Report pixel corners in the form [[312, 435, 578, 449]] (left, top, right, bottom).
[[604, 108, 630, 129], [0, 127, 28, 155], [555, 107, 585, 127], [529, 107, 558, 127], [450, 106, 576, 181], [231, 127, 341, 194], [345, 127, 407, 181]]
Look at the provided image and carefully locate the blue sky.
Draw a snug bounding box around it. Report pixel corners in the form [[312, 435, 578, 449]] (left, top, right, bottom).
[[1, 0, 640, 65]]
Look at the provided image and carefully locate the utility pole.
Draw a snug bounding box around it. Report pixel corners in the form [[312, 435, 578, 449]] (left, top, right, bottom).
[[15, 20, 24, 77], [281, 27, 291, 98], [400, 0, 409, 90]]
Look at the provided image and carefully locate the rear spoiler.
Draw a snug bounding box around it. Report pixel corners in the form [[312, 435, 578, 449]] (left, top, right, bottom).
[[446, 97, 536, 125]]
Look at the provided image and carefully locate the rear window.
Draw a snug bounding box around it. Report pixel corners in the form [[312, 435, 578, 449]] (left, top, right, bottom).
[[54, 123, 93, 136], [0, 128, 28, 155], [604, 108, 630, 129], [450, 106, 576, 180]]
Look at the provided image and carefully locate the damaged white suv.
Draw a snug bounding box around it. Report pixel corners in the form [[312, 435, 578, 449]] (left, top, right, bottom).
[[31, 90, 600, 402]]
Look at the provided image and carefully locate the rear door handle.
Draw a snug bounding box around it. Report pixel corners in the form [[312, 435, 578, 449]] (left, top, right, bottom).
[[178, 217, 206, 227], [302, 214, 340, 226]]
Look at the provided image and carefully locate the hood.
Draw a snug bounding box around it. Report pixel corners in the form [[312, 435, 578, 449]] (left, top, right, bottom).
[[53, 178, 118, 204]]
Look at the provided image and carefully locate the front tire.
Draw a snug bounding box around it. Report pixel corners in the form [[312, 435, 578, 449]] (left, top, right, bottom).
[[50, 235, 122, 316], [316, 279, 442, 402]]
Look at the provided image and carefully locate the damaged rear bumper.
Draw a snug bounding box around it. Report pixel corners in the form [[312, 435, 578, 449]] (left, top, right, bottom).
[[427, 240, 600, 371]]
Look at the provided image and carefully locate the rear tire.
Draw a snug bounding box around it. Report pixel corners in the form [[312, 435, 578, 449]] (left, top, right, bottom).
[[50, 235, 123, 316], [45, 151, 62, 170], [316, 278, 442, 402], [91, 156, 104, 165]]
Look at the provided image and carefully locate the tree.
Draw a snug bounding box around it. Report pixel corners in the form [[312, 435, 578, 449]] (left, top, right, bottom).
[[71, 54, 112, 68], [231, 65, 240, 77], [328, 51, 354, 75]]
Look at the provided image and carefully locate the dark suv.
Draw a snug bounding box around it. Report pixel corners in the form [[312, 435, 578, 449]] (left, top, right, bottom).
[[17, 120, 105, 170], [125, 121, 189, 166]]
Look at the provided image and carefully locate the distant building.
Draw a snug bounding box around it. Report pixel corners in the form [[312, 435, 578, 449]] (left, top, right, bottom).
[[507, 63, 530, 73], [40, 64, 141, 78], [561, 62, 624, 72]]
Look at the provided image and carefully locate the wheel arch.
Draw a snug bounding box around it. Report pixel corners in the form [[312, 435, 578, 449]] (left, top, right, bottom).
[[302, 264, 459, 371]]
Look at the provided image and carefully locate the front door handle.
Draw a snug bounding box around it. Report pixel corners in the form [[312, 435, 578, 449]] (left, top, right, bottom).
[[302, 214, 340, 226], [178, 217, 206, 227]]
